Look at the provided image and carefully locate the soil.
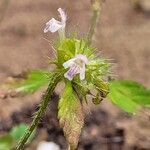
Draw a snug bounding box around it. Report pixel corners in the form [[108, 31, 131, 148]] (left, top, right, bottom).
[[0, 0, 150, 150]]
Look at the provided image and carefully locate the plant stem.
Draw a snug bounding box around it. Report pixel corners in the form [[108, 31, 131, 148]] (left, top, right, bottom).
[[16, 72, 62, 150], [87, 0, 102, 45]]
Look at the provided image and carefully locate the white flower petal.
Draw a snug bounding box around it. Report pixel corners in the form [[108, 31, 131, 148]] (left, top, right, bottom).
[[44, 18, 62, 33], [79, 64, 85, 80], [44, 8, 66, 34], [58, 8, 67, 23], [44, 25, 51, 33], [63, 58, 76, 69]]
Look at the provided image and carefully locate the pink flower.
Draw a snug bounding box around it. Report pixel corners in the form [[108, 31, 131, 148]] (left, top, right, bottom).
[[63, 54, 88, 81], [44, 8, 66, 33]]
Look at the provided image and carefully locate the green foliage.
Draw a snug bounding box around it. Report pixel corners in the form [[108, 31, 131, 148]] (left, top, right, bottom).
[[10, 124, 35, 144], [92, 92, 103, 105], [58, 81, 84, 149], [108, 80, 150, 113], [56, 38, 110, 107], [12, 70, 51, 93], [57, 38, 94, 67], [0, 135, 13, 150], [0, 124, 35, 150], [12, 6, 150, 150], [57, 38, 76, 65], [73, 81, 89, 102], [94, 78, 109, 98], [87, 59, 110, 77]]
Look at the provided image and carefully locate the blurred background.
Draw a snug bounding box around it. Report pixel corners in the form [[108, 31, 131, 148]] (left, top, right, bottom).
[[0, 0, 150, 150]]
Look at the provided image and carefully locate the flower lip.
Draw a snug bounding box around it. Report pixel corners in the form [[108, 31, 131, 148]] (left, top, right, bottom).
[[44, 18, 62, 33], [44, 8, 67, 33], [63, 54, 88, 81]]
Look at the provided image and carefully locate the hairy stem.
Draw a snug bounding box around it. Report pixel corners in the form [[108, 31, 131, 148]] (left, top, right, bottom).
[[87, 0, 102, 45], [16, 72, 62, 150]]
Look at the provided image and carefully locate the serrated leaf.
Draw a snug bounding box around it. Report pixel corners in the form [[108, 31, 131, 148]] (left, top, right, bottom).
[[108, 80, 150, 113], [10, 124, 35, 144], [0, 134, 13, 150], [58, 82, 84, 149], [12, 70, 51, 93]]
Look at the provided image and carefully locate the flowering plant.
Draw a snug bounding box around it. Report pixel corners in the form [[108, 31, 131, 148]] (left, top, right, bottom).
[[0, 1, 149, 150], [43, 8, 110, 149]]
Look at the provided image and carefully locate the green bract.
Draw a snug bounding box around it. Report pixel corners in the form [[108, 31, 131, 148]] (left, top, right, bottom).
[[55, 38, 110, 102]]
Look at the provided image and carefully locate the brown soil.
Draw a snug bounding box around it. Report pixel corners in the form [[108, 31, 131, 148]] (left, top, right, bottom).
[[0, 0, 150, 150]]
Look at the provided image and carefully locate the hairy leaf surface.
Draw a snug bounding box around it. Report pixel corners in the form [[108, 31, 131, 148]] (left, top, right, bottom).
[[58, 82, 84, 149]]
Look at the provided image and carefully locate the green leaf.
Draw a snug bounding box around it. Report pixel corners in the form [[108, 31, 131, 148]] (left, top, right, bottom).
[[10, 124, 35, 144], [58, 81, 84, 149], [0, 134, 13, 150], [119, 81, 150, 107], [108, 80, 150, 113], [12, 70, 51, 93]]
